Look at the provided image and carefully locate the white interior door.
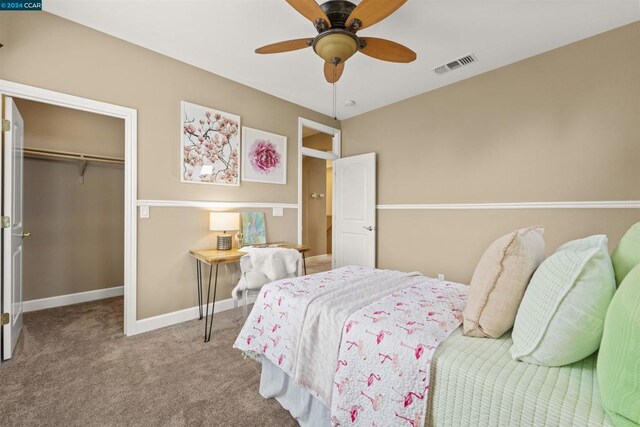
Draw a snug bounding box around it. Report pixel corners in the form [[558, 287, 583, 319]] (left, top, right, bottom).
[[333, 153, 376, 268], [2, 96, 25, 360]]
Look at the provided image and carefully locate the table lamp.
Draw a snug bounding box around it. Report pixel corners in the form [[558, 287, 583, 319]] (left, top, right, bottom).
[[209, 212, 239, 251]]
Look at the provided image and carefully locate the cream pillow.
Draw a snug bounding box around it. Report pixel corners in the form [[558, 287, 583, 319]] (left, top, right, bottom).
[[463, 226, 545, 339], [510, 235, 616, 366]]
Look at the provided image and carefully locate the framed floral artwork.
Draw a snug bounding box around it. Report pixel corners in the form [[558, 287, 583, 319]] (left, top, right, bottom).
[[181, 101, 240, 186], [241, 127, 287, 185], [241, 212, 267, 245]]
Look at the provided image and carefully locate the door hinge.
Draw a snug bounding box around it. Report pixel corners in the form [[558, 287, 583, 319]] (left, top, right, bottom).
[[1, 216, 9, 228], [1, 119, 9, 132], [1, 313, 9, 326]]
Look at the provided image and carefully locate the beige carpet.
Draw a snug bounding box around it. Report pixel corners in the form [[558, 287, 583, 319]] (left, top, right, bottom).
[[0, 297, 297, 427], [304, 255, 332, 275]]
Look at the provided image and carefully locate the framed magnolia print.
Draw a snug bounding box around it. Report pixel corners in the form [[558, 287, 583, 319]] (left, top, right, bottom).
[[241, 127, 287, 185], [181, 101, 240, 186]]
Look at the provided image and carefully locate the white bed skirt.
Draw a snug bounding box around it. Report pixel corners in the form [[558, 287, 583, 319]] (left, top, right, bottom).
[[259, 358, 331, 427]]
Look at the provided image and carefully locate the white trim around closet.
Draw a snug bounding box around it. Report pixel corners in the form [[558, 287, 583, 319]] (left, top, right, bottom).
[[23, 286, 124, 313], [376, 200, 640, 210], [0, 79, 138, 336]]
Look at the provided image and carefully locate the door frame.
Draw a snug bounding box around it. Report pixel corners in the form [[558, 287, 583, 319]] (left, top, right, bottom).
[[0, 79, 138, 336], [297, 118, 341, 265]]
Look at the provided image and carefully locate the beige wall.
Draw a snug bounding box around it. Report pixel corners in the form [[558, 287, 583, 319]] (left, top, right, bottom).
[[0, 12, 338, 320], [379, 209, 640, 284], [16, 99, 125, 300], [14, 99, 125, 157], [137, 207, 296, 319], [302, 132, 333, 256], [326, 164, 333, 212], [326, 165, 333, 253], [3, 12, 637, 318], [302, 156, 327, 257], [303, 132, 333, 151], [342, 23, 640, 283]]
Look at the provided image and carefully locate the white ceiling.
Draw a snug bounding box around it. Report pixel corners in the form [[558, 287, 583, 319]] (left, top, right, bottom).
[[44, 1, 639, 119]]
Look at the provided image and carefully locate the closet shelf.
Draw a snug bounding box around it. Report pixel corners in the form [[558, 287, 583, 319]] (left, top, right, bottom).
[[23, 147, 124, 165], [23, 147, 124, 184]]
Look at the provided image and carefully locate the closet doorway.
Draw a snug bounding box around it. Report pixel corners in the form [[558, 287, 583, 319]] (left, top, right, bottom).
[[1, 81, 137, 357], [298, 118, 340, 274], [2, 97, 125, 359]]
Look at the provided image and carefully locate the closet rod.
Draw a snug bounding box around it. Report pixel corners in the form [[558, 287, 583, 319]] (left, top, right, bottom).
[[23, 148, 124, 165]]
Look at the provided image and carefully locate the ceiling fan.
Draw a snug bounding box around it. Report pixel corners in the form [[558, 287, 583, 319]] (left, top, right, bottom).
[[255, 0, 417, 83]]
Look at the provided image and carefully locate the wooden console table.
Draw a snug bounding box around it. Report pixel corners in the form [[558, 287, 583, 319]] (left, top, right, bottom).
[[189, 242, 310, 342]]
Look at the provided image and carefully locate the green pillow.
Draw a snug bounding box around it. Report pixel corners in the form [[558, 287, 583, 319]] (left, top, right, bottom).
[[611, 222, 640, 286], [510, 235, 616, 366], [598, 263, 640, 426]]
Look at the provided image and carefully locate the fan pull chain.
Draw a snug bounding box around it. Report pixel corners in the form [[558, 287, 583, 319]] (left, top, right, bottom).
[[332, 62, 337, 120], [333, 81, 337, 120]]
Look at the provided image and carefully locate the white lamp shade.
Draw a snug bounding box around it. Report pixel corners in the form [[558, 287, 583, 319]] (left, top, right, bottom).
[[209, 212, 239, 232]]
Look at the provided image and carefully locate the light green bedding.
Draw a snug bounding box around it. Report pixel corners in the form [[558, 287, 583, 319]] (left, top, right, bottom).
[[598, 263, 640, 426], [427, 328, 612, 427]]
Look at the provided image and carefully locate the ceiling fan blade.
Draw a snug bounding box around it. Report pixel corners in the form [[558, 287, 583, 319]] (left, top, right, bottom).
[[286, 0, 331, 28], [324, 61, 345, 83], [255, 38, 314, 54], [359, 38, 416, 63], [346, 0, 407, 31]]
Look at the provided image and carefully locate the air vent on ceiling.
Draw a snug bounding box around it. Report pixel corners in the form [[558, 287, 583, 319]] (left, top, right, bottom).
[[433, 54, 478, 75]]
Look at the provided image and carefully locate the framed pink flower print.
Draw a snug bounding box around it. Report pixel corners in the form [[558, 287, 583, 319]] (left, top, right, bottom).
[[181, 101, 240, 186], [241, 127, 287, 185]]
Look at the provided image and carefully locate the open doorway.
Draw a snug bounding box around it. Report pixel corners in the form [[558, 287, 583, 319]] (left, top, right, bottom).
[[2, 94, 127, 360], [1, 81, 137, 359], [0, 80, 137, 361], [298, 118, 340, 274], [302, 131, 333, 273]]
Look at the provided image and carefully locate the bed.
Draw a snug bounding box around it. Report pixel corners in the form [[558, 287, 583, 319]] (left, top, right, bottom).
[[234, 266, 612, 426], [427, 329, 611, 427]]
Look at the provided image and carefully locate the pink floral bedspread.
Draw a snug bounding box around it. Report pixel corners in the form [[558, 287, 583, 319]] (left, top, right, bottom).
[[234, 266, 376, 376], [330, 279, 467, 426], [233, 267, 467, 426]]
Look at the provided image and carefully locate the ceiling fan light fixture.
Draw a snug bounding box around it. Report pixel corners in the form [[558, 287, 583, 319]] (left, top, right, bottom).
[[256, 0, 415, 84], [313, 30, 358, 64]]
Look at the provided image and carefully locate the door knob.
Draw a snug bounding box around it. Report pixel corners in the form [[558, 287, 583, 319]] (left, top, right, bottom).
[[362, 226, 374, 231], [20, 232, 31, 238]]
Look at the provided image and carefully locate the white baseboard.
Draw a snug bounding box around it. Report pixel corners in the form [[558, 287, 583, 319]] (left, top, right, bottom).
[[24, 286, 258, 336], [23, 286, 124, 313], [133, 294, 258, 335]]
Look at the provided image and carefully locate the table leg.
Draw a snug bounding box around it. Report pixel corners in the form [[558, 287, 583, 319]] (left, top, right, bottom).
[[243, 289, 248, 320], [196, 260, 203, 320], [302, 253, 307, 275], [204, 263, 219, 343]]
